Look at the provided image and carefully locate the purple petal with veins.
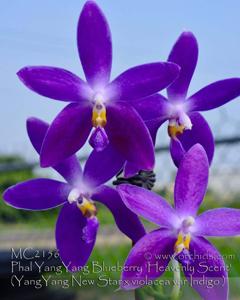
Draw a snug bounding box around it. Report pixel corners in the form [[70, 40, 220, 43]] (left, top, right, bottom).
[[17, 66, 92, 102], [40, 103, 92, 167], [27, 117, 83, 185], [56, 203, 98, 271], [83, 145, 124, 188], [106, 102, 155, 171], [167, 31, 198, 100], [93, 185, 145, 243], [77, 0, 112, 89], [174, 144, 209, 217]]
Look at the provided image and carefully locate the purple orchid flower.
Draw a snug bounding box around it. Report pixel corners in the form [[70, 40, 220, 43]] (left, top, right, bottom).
[[117, 144, 240, 299], [3, 117, 145, 271], [131, 31, 240, 167], [17, 1, 180, 172]]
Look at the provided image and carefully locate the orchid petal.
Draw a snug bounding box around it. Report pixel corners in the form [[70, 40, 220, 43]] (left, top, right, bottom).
[[194, 208, 240, 236], [121, 229, 175, 290], [40, 103, 92, 167], [26, 117, 49, 154], [17, 66, 92, 102], [174, 144, 209, 216], [181, 236, 228, 300], [106, 62, 180, 101], [132, 94, 170, 122], [170, 138, 186, 167], [3, 179, 70, 210], [83, 145, 125, 188], [117, 184, 179, 228], [106, 102, 154, 171], [145, 119, 165, 145], [93, 185, 145, 244], [131, 94, 169, 145], [170, 112, 214, 167], [56, 203, 98, 271], [77, 1, 112, 89], [27, 117, 82, 185], [188, 78, 240, 111], [123, 161, 141, 178], [167, 31, 198, 100]]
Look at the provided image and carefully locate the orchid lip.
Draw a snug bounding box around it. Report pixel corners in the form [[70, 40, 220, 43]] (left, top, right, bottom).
[[168, 112, 193, 138], [89, 93, 109, 151], [174, 232, 191, 255], [89, 126, 109, 152], [67, 188, 97, 218], [77, 197, 97, 218]]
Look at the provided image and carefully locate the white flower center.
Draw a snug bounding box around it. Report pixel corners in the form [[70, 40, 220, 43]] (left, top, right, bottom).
[[182, 216, 195, 230], [67, 188, 81, 203], [93, 92, 104, 104]]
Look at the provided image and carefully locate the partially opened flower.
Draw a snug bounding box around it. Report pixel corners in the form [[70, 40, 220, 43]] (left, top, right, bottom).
[[17, 0, 180, 171], [117, 144, 240, 299], [3, 117, 145, 271], [132, 31, 240, 167]]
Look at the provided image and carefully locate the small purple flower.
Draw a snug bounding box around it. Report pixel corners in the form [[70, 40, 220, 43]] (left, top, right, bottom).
[[117, 144, 240, 299], [132, 31, 240, 167], [17, 1, 180, 171], [3, 117, 145, 271]]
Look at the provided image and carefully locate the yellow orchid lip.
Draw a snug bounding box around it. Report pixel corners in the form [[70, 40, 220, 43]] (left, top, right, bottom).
[[92, 101, 107, 128], [67, 189, 97, 218], [174, 232, 191, 255], [168, 124, 185, 138], [174, 216, 195, 255], [77, 197, 97, 218], [167, 110, 193, 138]]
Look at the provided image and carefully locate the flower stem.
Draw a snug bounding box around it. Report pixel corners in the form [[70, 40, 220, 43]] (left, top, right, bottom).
[[170, 259, 181, 300], [135, 288, 145, 300]]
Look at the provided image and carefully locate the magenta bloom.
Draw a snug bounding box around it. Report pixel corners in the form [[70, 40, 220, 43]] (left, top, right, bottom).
[[3, 117, 145, 271], [132, 31, 240, 167], [117, 144, 240, 299], [17, 1, 180, 170]]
